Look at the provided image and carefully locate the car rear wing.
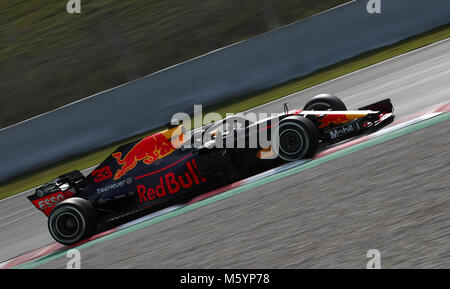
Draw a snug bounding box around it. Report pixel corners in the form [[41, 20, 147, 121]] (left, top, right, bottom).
[[28, 189, 75, 217], [27, 170, 84, 217]]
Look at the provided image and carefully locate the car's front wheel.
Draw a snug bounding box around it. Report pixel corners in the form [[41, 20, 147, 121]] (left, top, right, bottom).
[[273, 116, 319, 161], [48, 197, 97, 245]]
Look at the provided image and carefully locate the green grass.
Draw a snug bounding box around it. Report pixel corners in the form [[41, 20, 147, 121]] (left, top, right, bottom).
[[0, 0, 347, 128], [1, 23, 449, 200]]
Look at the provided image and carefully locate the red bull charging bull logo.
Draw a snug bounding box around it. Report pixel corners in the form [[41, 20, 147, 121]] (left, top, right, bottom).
[[112, 127, 183, 180]]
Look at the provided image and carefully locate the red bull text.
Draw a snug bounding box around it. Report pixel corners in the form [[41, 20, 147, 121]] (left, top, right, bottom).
[[136, 159, 206, 203]]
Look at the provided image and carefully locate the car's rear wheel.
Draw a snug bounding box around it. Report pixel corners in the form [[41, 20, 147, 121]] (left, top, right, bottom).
[[273, 116, 319, 161], [48, 197, 97, 245], [303, 94, 347, 111]]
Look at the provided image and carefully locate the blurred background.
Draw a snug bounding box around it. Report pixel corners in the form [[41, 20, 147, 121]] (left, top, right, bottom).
[[1, 0, 449, 269], [0, 0, 346, 129]]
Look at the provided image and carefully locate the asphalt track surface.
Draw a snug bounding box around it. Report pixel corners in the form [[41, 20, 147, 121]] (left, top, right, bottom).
[[1, 38, 449, 266], [39, 118, 450, 268]]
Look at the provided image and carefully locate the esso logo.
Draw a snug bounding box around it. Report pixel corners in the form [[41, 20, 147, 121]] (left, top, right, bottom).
[[38, 193, 66, 210]]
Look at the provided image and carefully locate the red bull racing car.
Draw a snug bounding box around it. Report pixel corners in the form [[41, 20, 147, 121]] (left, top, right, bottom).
[[28, 94, 394, 245]]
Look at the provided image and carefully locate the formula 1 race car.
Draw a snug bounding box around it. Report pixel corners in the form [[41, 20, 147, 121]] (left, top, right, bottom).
[[28, 94, 394, 245]]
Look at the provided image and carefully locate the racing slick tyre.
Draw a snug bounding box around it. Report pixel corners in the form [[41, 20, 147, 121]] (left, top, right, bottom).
[[48, 197, 97, 245], [303, 94, 347, 111], [274, 116, 319, 161]]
